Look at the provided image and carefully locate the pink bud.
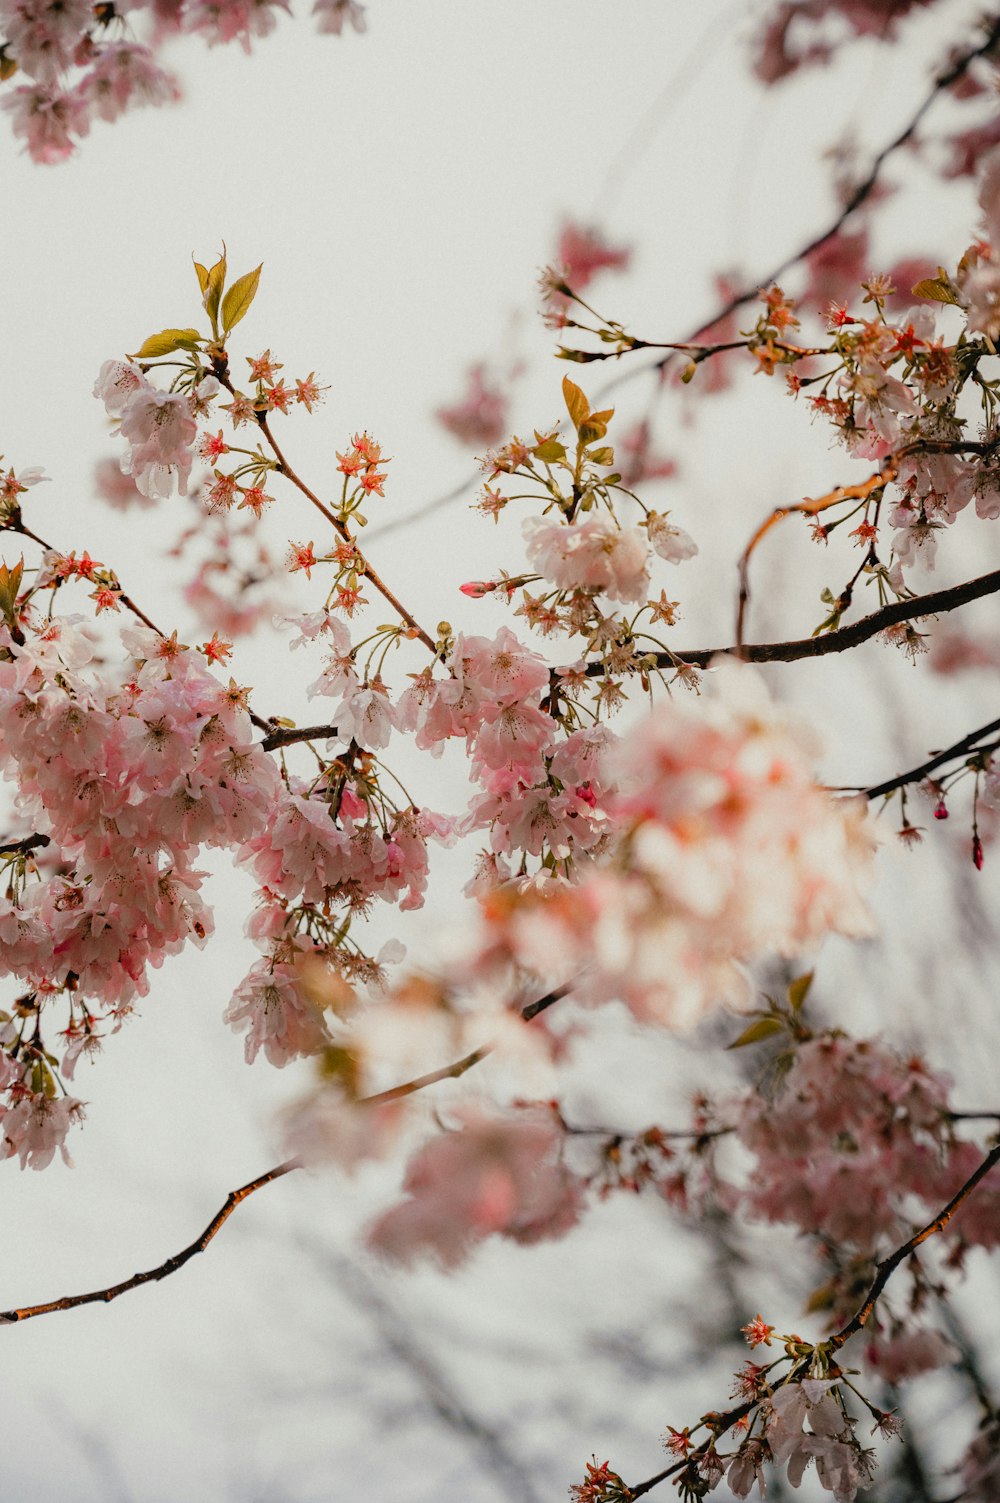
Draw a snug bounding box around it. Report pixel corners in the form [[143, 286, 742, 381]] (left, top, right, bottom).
[[459, 581, 494, 598], [933, 799, 948, 820], [973, 834, 984, 870]]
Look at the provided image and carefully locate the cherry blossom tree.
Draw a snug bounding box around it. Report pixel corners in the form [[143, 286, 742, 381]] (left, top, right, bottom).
[[3, 2, 1000, 1500]]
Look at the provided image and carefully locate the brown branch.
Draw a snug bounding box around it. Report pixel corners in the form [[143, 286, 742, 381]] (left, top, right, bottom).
[[863, 717, 1000, 801], [626, 1140, 1000, 1499], [0, 990, 566, 1325], [684, 11, 1000, 345], [0, 832, 50, 857], [735, 465, 895, 649], [212, 371, 436, 654], [260, 721, 340, 752], [582, 565, 1000, 675], [829, 1141, 1000, 1350], [368, 14, 1000, 544], [0, 1157, 300, 1324]]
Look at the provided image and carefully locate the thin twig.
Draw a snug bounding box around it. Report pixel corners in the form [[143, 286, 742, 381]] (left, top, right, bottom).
[[0, 1158, 300, 1324], [829, 1142, 1000, 1350], [735, 465, 894, 650], [0, 992, 566, 1324], [863, 718, 1000, 801]]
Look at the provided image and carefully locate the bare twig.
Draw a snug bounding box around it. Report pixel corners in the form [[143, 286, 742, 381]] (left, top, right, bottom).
[[829, 1142, 1000, 1350], [863, 718, 1000, 801], [0, 991, 566, 1324], [735, 465, 894, 650], [0, 1157, 300, 1324]]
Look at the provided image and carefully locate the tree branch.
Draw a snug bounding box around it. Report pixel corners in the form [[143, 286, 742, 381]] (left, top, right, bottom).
[[260, 721, 340, 752], [829, 1141, 1000, 1351], [626, 1139, 1000, 1498], [596, 565, 1000, 673], [0, 1157, 300, 1324], [0, 832, 50, 857], [863, 718, 1000, 801], [0, 991, 566, 1324]]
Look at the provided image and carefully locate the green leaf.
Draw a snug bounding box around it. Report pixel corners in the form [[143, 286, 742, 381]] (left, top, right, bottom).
[[588, 446, 615, 466], [0, 556, 23, 628], [911, 275, 961, 307], [221, 264, 262, 334], [533, 437, 567, 462], [203, 248, 227, 327], [131, 327, 204, 359], [787, 971, 814, 1012], [726, 1016, 785, 1050], [193, 259, 209, 295], [562, 375, 590, 429], [578, 418, 608, 445]]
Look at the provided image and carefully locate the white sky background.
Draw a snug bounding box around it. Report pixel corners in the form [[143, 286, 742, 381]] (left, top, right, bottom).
[[3, 1, 1000, 1499]]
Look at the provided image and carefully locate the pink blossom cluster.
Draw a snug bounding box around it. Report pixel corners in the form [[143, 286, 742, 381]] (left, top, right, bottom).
[[734, 1034, 954, 1252], [752, 0, 939, 84], [466, 666, 874, 1028], [395, 625, 613, 880], [0, 617, 284, 1162], [366, 1104, 580, 1268], [94, 359, 209, 501], [0, 620, 280, 1007], [435, 364, 509, 449], [0, 0, 365, 162]]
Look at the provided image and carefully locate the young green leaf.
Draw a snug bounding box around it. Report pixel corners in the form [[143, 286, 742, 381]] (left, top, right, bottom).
[[562, 375, 590, 430], [193, 259, 209, 295], [0, 556, 24, 629], [787, 971, 814, 1012], [130, 328, 205, 359], [221, 264, 263, 335], [203, 249, 228, 328], [726, 1015, 785, 1049], [911, 275, 961, 307]]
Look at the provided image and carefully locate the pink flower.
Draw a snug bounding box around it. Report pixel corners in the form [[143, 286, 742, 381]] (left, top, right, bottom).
[[436, 365, 509, 448], [555, 221, 631, 290], [646, 510, 698, 564], [225, 958, 329, 1066], [523, 514, 650, 604], [3, 82, 90, 162], [118, 385, 198, 498], [78, 43, 180, 123], [367, 1106, 579, 1268], [311, 0, 366, 34]]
